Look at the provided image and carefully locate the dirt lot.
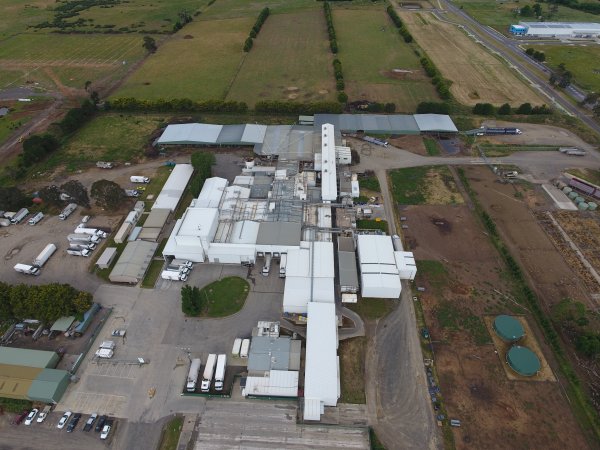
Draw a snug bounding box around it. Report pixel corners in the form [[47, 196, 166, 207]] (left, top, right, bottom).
[[480, 121, 596, 150], [400, 12, 544, 106], [387, 135, 428, 155], [403, 199, 589, 449]]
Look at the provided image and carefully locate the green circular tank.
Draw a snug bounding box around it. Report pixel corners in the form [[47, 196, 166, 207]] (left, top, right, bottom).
[[493, 315, 525, 342], [588, 202, 598, 211], [568, 191, 578, 199], [579, 202, 589, 211], [507, 346, 541, 377]]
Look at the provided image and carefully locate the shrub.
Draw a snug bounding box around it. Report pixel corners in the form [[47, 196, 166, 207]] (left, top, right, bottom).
[[337, 91, 348, 103]]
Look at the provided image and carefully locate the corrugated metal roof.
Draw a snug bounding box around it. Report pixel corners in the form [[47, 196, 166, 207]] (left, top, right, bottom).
[[216, 124, 245, 144], [157, 123, 223, 144], [338, 251, 358, 288], [413, 114, 459, 132], [244, 370, 298, 398], [195, 177, 228, 208], [109, 240, 158, 283], [241, 124, 268, 143], [152, 164, 194, 212], [0, 364, 41, 399], [0, 348, 59, 369], [50, 316, 75, 332], [144, 208, 170, 229], [96, 247, 117, 268], [27, 368, 70, 404], [254, 125, 316, 160], [357, 235, 396, 265], [248, 336, 292, 372]]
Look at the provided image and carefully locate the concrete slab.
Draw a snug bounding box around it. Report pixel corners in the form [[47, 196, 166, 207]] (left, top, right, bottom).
[[541, 184, 578, 210]]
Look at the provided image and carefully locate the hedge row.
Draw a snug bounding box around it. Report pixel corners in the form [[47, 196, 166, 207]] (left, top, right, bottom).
[[419, 56, 451, 100], [457, 167, 600, 441], [386, 5, 413, 43], [244, 7, 270, 52], [255, 100, 343, 114], [323, 2, 338, 53], [473, 102, 551, 116], [107, 97, 249, 113]]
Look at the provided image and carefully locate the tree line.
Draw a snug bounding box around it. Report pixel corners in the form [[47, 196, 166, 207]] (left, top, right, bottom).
[[473, 102, 551, 116], [419, 56, 452, 100], [107, 97, 249, 113], [255, 100, 343, 114], [386, 5, 413, 43], [0, 282, 93, 324], [244, 7, 270, 52]]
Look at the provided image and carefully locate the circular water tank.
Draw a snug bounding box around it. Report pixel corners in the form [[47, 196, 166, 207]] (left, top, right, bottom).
[[245, 158, 255, 169], [575, 196, 585, 204], [493, 315, 525, 342], [578, 202, 589, 211], [562, 187, 572, 194], [588, 202, 598, 211], [568, 191, 578, 200], [506, 346, 541, 377]]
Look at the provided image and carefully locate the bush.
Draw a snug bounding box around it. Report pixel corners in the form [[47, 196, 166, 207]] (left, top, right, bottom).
[[337, 91, 348, 103], [22, 134, 59, 167], [473, 103, 495, 115], [516, 102, 532, 114], [324, 2, 338, 54], [336, 79, 345, 91], [243, 7, 269, 52], [416, 101, 450, 114], [384, 102, 396, 113], [498, 103, 511, 115], [190, 152, 215, 196], [243, 37, 253, 52]]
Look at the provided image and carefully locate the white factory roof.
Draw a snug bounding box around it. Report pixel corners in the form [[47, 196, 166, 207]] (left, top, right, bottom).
[[178, 208, 219, 238], [395, 251, 417, 280], [358, 235, 402, 298], [243, 370, 298, 398], [304, 302, 339, 421], [321, 124, 338, 201], [228, 220, 260, 244], [283, 277, 335, 313], [286, 242, 335, 278], [520, 21, 600, 33], [194, 177, 228, 208], [157, 123, 267, 145], [413, 114, 459, 133], [152, 164, 194, 212], [357, 235, 397, 265]]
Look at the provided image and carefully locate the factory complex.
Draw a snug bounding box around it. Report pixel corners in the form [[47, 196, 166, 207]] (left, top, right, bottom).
[[510, 21, 600, 37]]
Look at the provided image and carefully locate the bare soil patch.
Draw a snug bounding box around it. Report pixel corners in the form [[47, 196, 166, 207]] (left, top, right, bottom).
[[387, 135, 427, 155]]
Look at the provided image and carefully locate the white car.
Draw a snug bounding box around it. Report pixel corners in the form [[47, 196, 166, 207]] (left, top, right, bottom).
[[24, 409, 38, 425], [36, 408, 50, 423], [57, 411, 72, 429], [100, 424, 111, 439]]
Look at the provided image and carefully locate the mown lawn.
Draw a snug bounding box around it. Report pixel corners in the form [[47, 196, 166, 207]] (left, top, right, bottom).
[[357, 219, 388, 234], [531, 45, 600, 92], [199, 276, 249, 317]]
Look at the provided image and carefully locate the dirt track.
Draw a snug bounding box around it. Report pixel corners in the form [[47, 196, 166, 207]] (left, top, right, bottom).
[[400, 12, 544, 106]]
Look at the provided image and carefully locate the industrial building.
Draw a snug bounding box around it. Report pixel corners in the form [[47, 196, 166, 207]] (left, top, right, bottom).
[[96, 247, 118, 270], [109, 240, 158, 284], [0, 347, 70, 404], [510, 22, 600, 38], [157, 121, 417, 420], [151, 163, 194, 212]]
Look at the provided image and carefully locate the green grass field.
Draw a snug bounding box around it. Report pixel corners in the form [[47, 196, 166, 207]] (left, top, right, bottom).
[[226, 10, 335, 106], [202, 0, 318, 19], [158, 416, 184, 450], [531, 45, 600, 92], [116, 17, 251, 100], [454, 0, 600, 34], [333, 7, 438, 112], [0, 0, 52, 38], [199, 276, 249, 317], [357, 219, 389, 234], [389, 166, 463, 205]]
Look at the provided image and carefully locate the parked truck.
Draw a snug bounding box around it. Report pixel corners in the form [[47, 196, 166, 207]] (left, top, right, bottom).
[[261, 254, 272, 276], [59, 203, 77, 220], [67, 249, 91, 257], [10, 208, 29, 224], [214, 354, 227, 391], [33, 243, 57, 267], [279, 254, 287, 278], [231, 338, 242, 357], [67, 233, 101, 244], [363, 136, 388, 147], [130, 176, 150, 183], [559, 147, 586, 156], [482, 127, 522, 135], [28, 212, 44, 226], [74, 225, 107, 239], [186, 358, 202, 392], [69, 242, 96, 251], [14, 263, 40, 276], [161, 270, 188, 281], [201, 354, 217, 392], [240, 339, 250, 358]]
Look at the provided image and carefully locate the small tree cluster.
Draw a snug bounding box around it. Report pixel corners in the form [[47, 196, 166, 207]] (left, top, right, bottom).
[[0, 282, 92, 324], [472, 103, 495, 116], [416, 101, 451, 114], [173, 10, 192, 32], [420, 57, 451, 100], [323, 2, 338, 53], [107, 97, 248, 113], [189, 152, 216, 197], [472, 102, 550, 116], [91, 179, 126, 210], [60, 99, 96, 135], [243, 7, 269, 52], [332, 59, 347, 103], [386, 5, 413, 42], [142, 36, 157, 53], [181, 285, 203, 316], [0, 187, 29, 211], [550, 62, 573, 88], [21, 134, 59, 167], [525, 47, 545, 62], [254, 100, 343, 114]]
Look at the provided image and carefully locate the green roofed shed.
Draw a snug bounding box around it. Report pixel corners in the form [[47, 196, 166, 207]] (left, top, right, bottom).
[[0, 347, 59, 369], [493, 315, 525, 342], [27, 368, 70, 404], [507, 346, 541, 377], [51, 316, 75, 332]]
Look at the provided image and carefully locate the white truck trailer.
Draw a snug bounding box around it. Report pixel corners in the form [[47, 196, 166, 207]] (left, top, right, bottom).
[[69, 242, 96, 251], [99, 341, 116, 350], [214, 354, 227, 391], [130, 176, 150, 183], [240, 339, 250, 358], [67, 233, 101, 244], [231, 338, 242, 357], [161, 270, 188, 281], [59, 203, 77, 220], [279, 254, 287, 278], [67, 249, 91, 257], [28, 212, 44, 225], [14, 263, 40, 276], [33, 243, 57, 267], [75, 225, 107, 238], [186, 358, 202, 392], [10, 208, 29, 224], [201, 354, 217, 392]]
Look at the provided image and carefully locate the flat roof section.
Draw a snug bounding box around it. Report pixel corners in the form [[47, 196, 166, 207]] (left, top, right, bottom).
[[338, 251, 359, 289], [248, 336, 295, 372], [256, 222, 302, 246], [109, 240, 158, 284], [157, 123, 223, 145], [413, 114, 459, 133]]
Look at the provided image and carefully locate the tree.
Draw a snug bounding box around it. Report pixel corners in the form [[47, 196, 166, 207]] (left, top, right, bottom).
[[22, 134, 59, 166], [594, 103, 600, 118], [520, 5, 533, 16], [73, 291, 93, 316], [9, 284, 31, 320], [61, 180, 90, 207], [0, 282, 13, 322], [91, 179, 126, 210], [534, 51, 545, 62], [532, 3, 542, 16], [143, 36, 157, 53], [0, 186, 29, 211], [90, 91, 100, 105], [575, 332, 600, 358], [181, 285, 202, 316], [38, 185, 63, 207], [337, 91, 348, 103], [558, 70, 572, 88], [84, 80, 92, 92], [416, 102, 450, 114], [581, 92, 599, 106], [525, 47, 535, 56], [473, 103, 495, 115], [384, 103, 396, 113], [498, 103, 512, 115], [516, 103, 533, 114]]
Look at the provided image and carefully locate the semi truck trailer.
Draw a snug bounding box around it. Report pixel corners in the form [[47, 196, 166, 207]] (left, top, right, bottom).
[[201, 354, 217, 392], [28, 212, 44, 225], [130, 176, 150, 183], [59, 203, 77, 220], [186, 358, 202, 392], [214, 354, 227, 391], [10, 208, 29, 224], [161, 271, 188, 281], [33, 243, 57, 267], [67, 233, 101, 244], [67, 249, 91, 257]]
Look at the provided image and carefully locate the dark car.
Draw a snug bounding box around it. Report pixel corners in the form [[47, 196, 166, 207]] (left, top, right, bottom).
[[66, 413, 81, 432], [13, 410, 29, 425], [421, 328, 430, 339], [95, 415, 107, 432], [83, 413, 97, 432]]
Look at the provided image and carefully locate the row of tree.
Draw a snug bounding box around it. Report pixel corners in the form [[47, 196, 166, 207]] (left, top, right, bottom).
[[473, 102, 551, 115], [244, 7, 270, 52], [416, 101, 451, 115], [332, 59, 347, 102], [525, 47, 546, 62], [107, 97, 249, 113], [323, 2, 338, 54], [386, 5, 413, 43], [38, 180, 91, 208], [0, 282, 93, 324], [189, 152, 216, 197], [549, 62, 573, 88], [419, 56, 451, 100], [254, 100, 343, 114], [173, 10, 193, 32]]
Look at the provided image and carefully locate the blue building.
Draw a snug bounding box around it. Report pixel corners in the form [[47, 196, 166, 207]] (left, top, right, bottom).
[[510, 24, 528, 35]]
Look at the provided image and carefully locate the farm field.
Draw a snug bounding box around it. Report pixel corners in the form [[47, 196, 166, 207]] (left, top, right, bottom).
[[0, 98, 54, 145], [400, 12, 544, 106], [226, 10, 335, 105], [531, 45, 600, 92], [0, 34, 149, 92], [202, 0, 318, 19], [0, 0, 52, 38], [116, 17, 251, 101], [333, 8, 438, 111], [389, 166, 464, 205], [453, 0, 600, 35]]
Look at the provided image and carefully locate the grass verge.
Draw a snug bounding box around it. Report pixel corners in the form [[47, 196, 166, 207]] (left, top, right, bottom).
[[339, 336, 366, 404], [360, 175, 381, 192], [0, 398, 32, 413], [158, 416, 184, 450], [348, 298, 396, 321], [142, 259, 164, 289], [369, 427, 387, 450], [199, 276, 249, 317], [357, 219, 388, 234], [423, 137, 441, 156]]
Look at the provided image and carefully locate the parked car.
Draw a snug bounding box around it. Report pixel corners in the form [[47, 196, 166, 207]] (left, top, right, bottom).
[[136, 186, 146, 191], [421, 328, 430, 339], [83, 413, 98, 432], [95, 415, 107, 432], [13, 410, 29, 425], [37, 405, 51, 423], [57, 411, 72, 429], [24, 408, 39, 425], [66, 413, 81, 432], [100, 422, 112, 440]]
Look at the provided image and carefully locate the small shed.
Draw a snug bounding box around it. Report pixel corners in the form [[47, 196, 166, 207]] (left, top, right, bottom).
[[50, 316, 75, 333], [96, 247, 118, 270], [74, 303, 101, 335]]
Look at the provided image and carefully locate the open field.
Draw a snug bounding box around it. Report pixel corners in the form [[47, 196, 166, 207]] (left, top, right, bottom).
[[0, 98, 53, 145], [0, 0, 53, 38], [333, 8, 438, 111], [389, 166, 464, 205], [453, 0, 600, 35], [400, 12, 544, 106], [403, 201, 590, 450], [531, 45, 600, 92], [202, 0, 318, 19], [116, 17, 251, 100], [226, 10, 335, 105], [0, 34, 149, 92], [339, 337, 367, 404]]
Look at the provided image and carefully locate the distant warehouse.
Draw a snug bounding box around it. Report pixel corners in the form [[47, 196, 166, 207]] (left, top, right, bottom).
[[510, 22, 600, 38]]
